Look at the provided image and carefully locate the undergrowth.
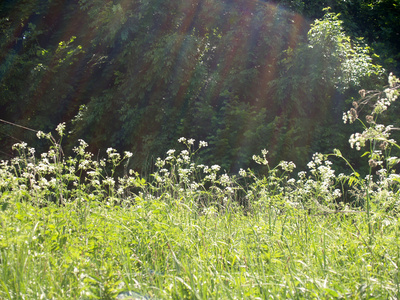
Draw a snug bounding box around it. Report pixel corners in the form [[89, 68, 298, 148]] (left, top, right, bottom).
[[1, 76, 400, 299]]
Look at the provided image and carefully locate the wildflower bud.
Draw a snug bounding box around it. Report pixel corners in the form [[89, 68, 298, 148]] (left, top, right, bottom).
[[36, 131, 45, 139], [366, 115, 374, 124], [352, 101, 358, 109], [359, 89, 366, 98], [333, 148, 342, 157], [368, 159, 378, 168]]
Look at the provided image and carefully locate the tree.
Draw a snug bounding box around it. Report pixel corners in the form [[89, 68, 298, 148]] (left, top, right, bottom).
[[266, 10, 383, 168], [0, 0, 395, 176]]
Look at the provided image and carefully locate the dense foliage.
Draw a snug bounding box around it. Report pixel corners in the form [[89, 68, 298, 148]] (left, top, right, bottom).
[[0, 0, 398, 174]]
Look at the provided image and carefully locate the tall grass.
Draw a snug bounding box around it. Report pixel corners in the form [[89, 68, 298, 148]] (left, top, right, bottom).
[[0, 75, 400, 299]]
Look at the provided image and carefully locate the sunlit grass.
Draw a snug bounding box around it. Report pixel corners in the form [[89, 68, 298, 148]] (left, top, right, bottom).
[[1, 195, 400, 299]]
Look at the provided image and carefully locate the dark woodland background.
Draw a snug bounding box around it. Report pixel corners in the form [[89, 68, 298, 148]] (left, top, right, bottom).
[[1, 0, 399, 175]]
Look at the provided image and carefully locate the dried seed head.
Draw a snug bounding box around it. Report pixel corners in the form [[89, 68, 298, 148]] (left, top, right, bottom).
[[350, 108, 358, 120], [379, 141, 388, 150], [369, 159, 378, 168], [352, 101, 358, 109], [359, 89, 366, 98], [366, 115, 374, 124]]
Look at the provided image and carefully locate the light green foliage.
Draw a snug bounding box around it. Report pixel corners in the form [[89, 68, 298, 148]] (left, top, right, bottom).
[[308, 9, 383, 89], [267, 8, 385, 170]]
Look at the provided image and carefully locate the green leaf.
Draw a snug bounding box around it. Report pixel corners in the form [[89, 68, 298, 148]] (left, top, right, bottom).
[[361, 151, 370, 158], [323, 287, 340, 298]]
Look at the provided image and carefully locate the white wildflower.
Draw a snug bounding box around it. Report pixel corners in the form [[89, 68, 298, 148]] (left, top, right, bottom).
[[181, 155, 190, 163], [225, 187, 234, 194], [124, 151, 133, 158], [199, 141, 208, 148], [103, 177, 115, 186], [298, 171, 306, 179], [342, 112, 348, 124], [55, 122, 66, 136], [36, 131, 46, 139], [205, 173, 217, 181], [178, 137, 186, 143], [180, 150, 189, 156], [12, 142, 27, 150], [79, 139, 88, 148], [220, 174, 230, 185], [307, 161, 315, 170], [166, 149, 176, 156], [278, 161, 296, 172], [211, 165, 220, 171], [190, 182, 200, 190]]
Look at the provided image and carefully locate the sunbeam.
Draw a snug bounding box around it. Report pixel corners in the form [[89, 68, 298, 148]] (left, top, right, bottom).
[[1, 0, 383, 173]]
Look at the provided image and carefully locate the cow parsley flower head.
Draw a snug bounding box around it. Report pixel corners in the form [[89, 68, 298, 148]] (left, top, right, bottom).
[[166, 149, 176, 156], [199, 141, 208, 148], [239, 168, 246, 177], [211, 165, 220, 171], [36, 131, 46, 139], [124, 151, 133, 158], [55, 122, 66, 136], [278, 161, 296, 172]]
